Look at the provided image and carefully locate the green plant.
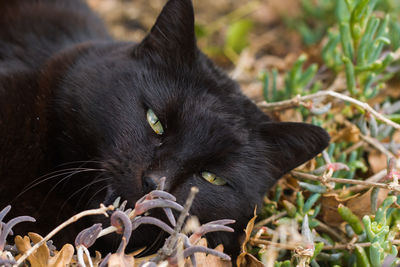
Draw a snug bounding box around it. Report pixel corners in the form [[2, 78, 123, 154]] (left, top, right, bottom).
[[285, 0, 336, 45], [253, 0, 400, 266], [323, 0, 398, 100]]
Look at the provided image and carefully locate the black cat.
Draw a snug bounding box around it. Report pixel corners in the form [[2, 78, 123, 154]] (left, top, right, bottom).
[[0, 0, 329, 257]]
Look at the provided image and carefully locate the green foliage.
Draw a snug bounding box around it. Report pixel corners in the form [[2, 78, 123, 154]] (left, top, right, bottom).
[[361, 196, 398, 266], [261, 54, 320, 103], [261, 69, 279, 102], [285, 0, 336, 45], [225, 19, 253, 54], [256, 0, 400, 266], [338, 204, 364, 235], [263, 0, 399, 102], [322, 0, 398, 99], [287, 0, 400, 48]]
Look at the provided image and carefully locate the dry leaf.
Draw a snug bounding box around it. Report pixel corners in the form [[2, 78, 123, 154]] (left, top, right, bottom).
[[14, 232, 74, 267], [321, 188, 389, 227], [236, 208, 263, 267], [28, 233, 50, 266], [189, 239, 232, 267], [346, 188, 389, 218], [368, 151, 387, 173], [238, 254, 264, 267], [93, 251, 103, 266], [332, 124, 360, 143], [278, 109, 303, 122], [108, 252, 135, 267], [320, 193, 361, 227], [15, 234, 49, 267], [47, 244, 74, 267]]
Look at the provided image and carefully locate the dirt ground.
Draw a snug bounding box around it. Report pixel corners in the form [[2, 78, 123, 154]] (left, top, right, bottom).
[[88, 0, 307, 101]]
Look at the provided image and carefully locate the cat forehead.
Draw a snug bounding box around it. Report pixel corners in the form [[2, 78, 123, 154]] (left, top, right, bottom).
[[142, 85, 247, 123], [147, 91, 250, 147], [136, 69, 254, 141]]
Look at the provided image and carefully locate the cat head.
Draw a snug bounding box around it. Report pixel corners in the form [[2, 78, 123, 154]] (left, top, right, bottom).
[[49, 0, 329, 255]]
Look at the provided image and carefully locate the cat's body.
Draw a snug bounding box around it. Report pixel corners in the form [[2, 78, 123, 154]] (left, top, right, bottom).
[[0, 0, 329, 256]]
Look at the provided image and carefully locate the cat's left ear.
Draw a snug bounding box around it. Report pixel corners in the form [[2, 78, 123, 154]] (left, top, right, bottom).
[[135, 0, 197, 62], [259, 122, 330, 175]]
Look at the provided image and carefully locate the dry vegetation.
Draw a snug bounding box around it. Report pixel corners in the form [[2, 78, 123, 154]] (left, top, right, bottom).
[[1, 0, 400, 266]]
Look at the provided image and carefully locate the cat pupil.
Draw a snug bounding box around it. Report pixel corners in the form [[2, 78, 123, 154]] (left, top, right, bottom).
[[201, 171, 227, 186], [146, 109, 164, 135]]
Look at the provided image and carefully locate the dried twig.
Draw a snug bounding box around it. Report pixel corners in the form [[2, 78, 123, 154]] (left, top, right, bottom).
[[254, 211, 287, 229], [342, 141, 364, 155], [292, 171, 400, 192], [250, 238, 400, 251], [14, 205, 113, 266], [152, 187, 199, 263], [315, 220, 347, 242], [336, 169, 388, 193], [257, 90, 400, 130], [360, 134, 397, 159]]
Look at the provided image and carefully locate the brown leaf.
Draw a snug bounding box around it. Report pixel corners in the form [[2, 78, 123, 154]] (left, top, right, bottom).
[[278, 109, 303, 122], [14, 233, 75, 267], [320, 188, 389, 227], [236, 208, 257, 267], [14, 233, 49, 267], [320, 193, 360, 227], [93, 251, 103, 266], [108, 252, 135, 267], [48, 244, 74, 267], [238, 254, 264, 267], [14, 235, 31, 255], [28, 232, 50, 267], [368, 151, 387, 173], [190, 239, 232, 267], [346, 188, 389, 218], [332, 124, 360, 143]]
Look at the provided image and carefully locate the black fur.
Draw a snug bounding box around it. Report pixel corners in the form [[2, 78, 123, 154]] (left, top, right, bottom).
[[0, 0, 330, 257]]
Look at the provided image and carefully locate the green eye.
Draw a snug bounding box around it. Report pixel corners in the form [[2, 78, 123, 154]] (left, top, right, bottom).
[[146, 109, 164, 135], [201, 171, 227, 186]]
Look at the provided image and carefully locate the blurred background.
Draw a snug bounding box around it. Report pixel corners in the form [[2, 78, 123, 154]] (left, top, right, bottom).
[[88, 0, 312, 100], [88, 0, 400, 103]]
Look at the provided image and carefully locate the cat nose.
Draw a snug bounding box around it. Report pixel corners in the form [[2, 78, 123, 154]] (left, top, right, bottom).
[[142, 175, 160, 193]]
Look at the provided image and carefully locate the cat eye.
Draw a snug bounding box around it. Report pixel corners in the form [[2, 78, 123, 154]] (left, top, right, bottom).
[[147, 109, 164, 135], [201, 171, 227, 186]]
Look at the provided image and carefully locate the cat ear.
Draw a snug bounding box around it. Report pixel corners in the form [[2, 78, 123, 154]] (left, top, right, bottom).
[[259, 122, 330, 175], [136, 0, 197, 62]]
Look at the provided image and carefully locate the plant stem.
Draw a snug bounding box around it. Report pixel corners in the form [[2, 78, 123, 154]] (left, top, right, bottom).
[[338, 169, 387, 193], [291, 171, 400, 192], [254, 211, 287, 228], [250, 238, 400, 251], [257, 90, 400, 130], [14, 205, 113, 266], [152, 187, 199, 263]]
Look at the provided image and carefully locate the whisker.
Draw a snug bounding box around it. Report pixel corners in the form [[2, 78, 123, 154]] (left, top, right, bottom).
[[55, 160, 104, 192], [55, 160, 104, 168], [56, 177, 112, 220], [24, 159, 103, 190], [23, 167, 105, 191], [75, 174, 111, 208], [40, 169, 105, 205], [13, 169, 104, 202], [85, 185, 110, 209], [137, 230, 166, 257]]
